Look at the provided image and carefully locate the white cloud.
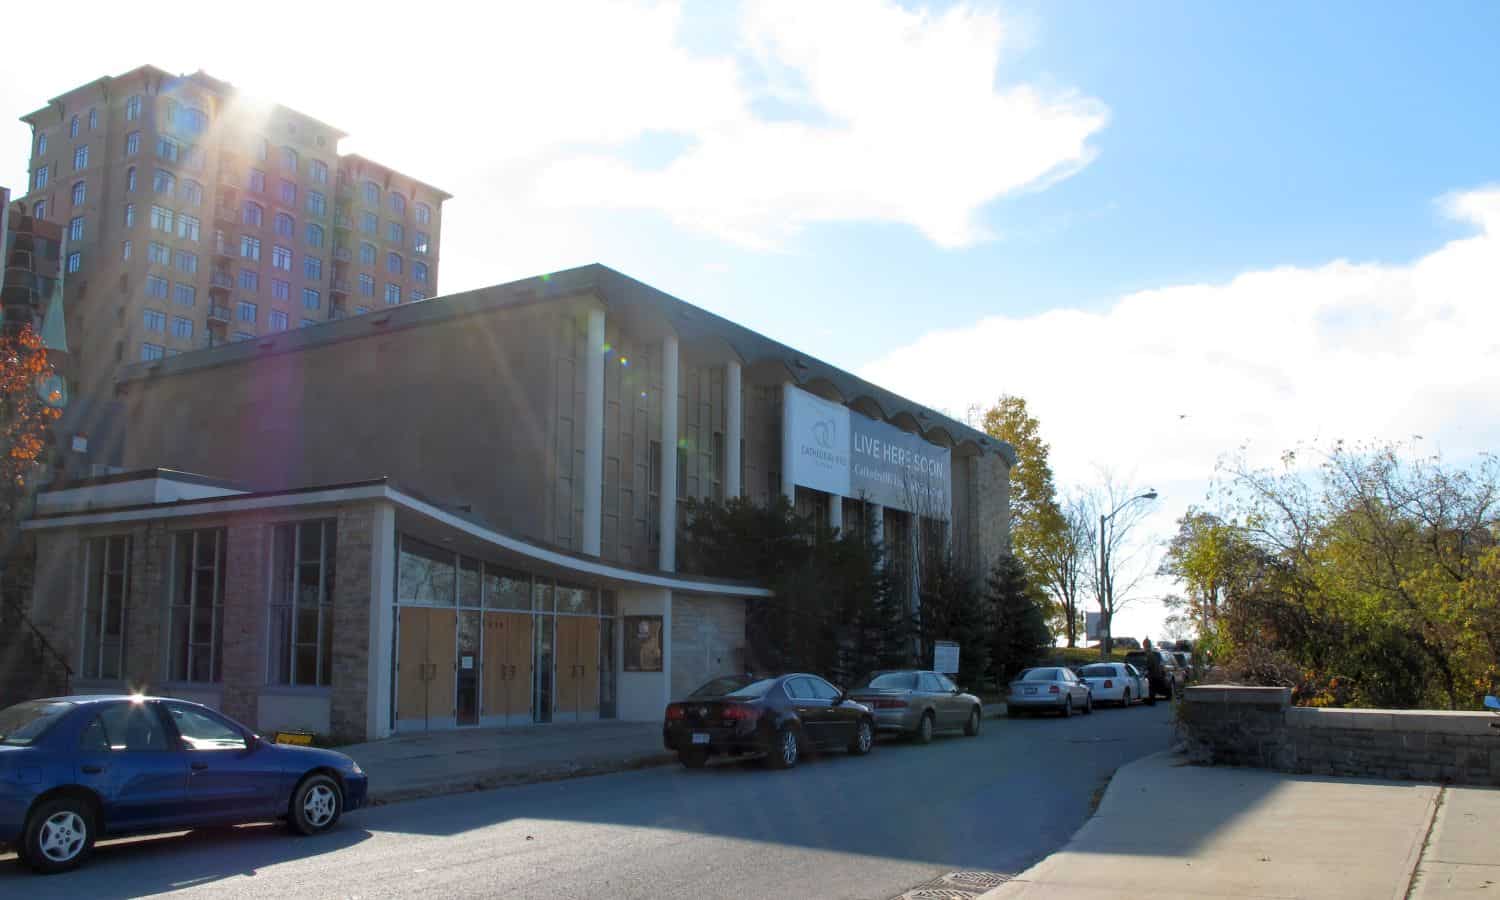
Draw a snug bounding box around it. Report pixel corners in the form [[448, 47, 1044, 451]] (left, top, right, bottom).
[[2, 1, 1102, 289], [534, 0, 1107, 250], [859, 186, 1500, 640]]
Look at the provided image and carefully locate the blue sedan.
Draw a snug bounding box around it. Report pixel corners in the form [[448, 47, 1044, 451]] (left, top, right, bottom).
[[0, 695, 367, 874]]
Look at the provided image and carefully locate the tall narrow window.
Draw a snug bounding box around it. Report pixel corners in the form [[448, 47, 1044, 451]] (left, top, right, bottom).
[[69, 115, 80, 138], [73, 145, 89, 170], [169, 530, 226, 682], [126, 95, 142, 121], [88, 108, 98, 130], [68, 216, 84, 242], [71, 181, 86, 206], [126, 166, 137, 192], [268, 520, 337, 686], [126, 132, 140, 156], [83, 536, 131, 679]]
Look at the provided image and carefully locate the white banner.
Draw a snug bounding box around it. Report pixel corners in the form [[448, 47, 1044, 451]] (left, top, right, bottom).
[[785, 386, 852, 497]]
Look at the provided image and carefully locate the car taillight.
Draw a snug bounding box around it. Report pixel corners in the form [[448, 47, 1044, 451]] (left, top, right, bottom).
[[872, 698, 908, 709], [1104, 680, 1114, 688], [721, 704, 760, 721], [1048, 684, 1060, 694], [665, 703, 685, 720]]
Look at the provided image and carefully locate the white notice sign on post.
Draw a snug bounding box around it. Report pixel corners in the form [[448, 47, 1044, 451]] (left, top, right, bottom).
[[933, 641, 960, 675]]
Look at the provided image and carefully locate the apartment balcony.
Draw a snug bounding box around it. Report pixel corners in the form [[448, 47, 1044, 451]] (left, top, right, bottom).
[[213, 204, 238, 228], [332, 212, 353, 231], [330, 278, 352, 296], [207, 305, 232, 326], [212, 241, 234, 261], [332, 245, 352, 263], [208, 271, 233, 297], [335, 180, 353, 203]]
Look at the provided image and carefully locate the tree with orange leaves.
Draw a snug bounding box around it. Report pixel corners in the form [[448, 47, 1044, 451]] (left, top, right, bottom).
[[0, 325, 61, 530]]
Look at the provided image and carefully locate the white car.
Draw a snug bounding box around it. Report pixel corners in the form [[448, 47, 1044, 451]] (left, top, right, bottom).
[[1006, 666, 1093, 717], [1077, 662, 1151, 707]]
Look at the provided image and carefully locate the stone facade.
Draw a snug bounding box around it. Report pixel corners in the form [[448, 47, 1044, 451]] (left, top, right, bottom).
[[1181, 685, 1500, 787], [968, 451, 1012, 579], [670, 594, 747, 700], [123, 523, 168, 688], [329, 507, 375, 744]]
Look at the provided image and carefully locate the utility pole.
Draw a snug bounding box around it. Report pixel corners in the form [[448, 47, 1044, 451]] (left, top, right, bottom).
[[1098, 490, 1158, 656]]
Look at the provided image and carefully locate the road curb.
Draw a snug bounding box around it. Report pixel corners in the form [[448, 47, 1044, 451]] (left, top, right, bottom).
[[366, 751, 678, 806]]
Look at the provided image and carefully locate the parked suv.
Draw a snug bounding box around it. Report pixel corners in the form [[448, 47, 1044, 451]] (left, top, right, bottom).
[[1124, 650, 1183, 700]]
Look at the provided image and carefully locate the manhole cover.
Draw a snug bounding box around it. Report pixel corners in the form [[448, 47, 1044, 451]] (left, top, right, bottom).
[[946, 871, 1011, 889], [894, 870, 1013, 900]]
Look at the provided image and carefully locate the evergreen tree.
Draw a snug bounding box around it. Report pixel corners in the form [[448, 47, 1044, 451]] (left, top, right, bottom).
[[915, 551, 991, 688], [987, 554, 1053, 683]]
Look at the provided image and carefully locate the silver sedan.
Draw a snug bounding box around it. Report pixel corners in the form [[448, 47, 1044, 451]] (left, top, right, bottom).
[[1006, 666, 1093, 717], [846, 670, 984, 743]]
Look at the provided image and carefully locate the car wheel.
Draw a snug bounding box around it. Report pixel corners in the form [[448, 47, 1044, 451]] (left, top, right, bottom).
[[1146, 689, 1158, 706], [22, 794, 96, 874], [1062, 696, 1073, 717], [678, 749, 709, 768], [849, 718, 874, 755], [1083, 694, 1093, 715], [287, 773, 343, 836], [964, 706, 981, 736], [1006, 706, 1020, 718], [915, 711, 935, 744], [767, 727, 800, 770], [1120, 689, 1131, 708]]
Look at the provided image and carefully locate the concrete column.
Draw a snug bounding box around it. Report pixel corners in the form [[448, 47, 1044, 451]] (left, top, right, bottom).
[[725, 360, 742, 499], [582, 307, 605, 557], [660, 334, 679, 572], [366, 503, 397, 740], [829, 494, 844, 533], [780, 382, 797, 502], [870, 503, 885, 550]]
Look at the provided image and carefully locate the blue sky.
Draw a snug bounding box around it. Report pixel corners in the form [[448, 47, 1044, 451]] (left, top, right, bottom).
[[4, 0, 1498, 640]]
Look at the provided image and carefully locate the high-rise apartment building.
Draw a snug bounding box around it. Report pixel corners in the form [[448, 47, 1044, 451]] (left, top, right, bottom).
[[13, 65, 450, 473]]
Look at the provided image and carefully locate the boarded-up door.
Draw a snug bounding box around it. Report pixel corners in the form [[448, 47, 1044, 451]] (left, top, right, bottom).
[[482, 612, 533, 724], [395, 607, 457, 731]]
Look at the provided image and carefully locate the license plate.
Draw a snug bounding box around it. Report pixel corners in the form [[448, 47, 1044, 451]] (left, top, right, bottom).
[[692, 733, 710, 745], [1024, 687, 1037, 695]]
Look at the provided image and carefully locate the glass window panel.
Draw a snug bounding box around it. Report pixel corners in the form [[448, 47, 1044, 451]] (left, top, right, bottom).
[[294, 645, 319, 686], [483, 566, 532, 610], [267, 606, 293, 684], [169, 609, 190, 681], [458, 558, 481, 608], [398, 536, 455, 606], [532, 578, 554, 613]]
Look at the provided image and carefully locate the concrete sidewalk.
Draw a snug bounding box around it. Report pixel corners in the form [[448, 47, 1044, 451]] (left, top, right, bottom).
[[983, 750, 1500, 899], [345, 704, 1009, 806], [345, 720, 673, 806]]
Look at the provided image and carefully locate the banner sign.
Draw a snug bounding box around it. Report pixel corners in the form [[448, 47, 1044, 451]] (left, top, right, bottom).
[[785, 385, 950, 514], [1085, 611, 1101, 641]]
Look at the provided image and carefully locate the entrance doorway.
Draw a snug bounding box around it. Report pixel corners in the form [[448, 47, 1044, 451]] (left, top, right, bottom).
[[395, 607, 457, 731], [481, 612, 533, 725], [554, 616, 600, 721]]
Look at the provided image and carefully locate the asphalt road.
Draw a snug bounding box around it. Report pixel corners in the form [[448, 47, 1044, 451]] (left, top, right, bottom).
[[2, 703, 1175, 899]]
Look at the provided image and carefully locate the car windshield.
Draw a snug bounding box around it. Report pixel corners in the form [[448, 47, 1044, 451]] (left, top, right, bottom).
[[1079, 665, 1118, 678], [855, 672, 917, 690], [690, 676, 778, 699], [1023, 669, 1060, 681], [0, 700, 74, 746]]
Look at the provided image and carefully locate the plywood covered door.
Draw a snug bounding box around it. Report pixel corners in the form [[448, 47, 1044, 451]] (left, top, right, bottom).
[[396, 608, 430, 728], [508, 614, 534, 721], [482, 612, 534, 723], [554, 617, 578, 718], [577, 619, 600, 715], [426, 608, 457, 726]]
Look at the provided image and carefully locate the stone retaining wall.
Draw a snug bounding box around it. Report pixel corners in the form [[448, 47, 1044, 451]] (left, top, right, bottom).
[[1181, 685, 1500, 786]]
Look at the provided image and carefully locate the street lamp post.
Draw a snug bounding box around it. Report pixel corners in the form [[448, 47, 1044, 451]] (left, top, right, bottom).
[[1099, 489, 1158, 656]]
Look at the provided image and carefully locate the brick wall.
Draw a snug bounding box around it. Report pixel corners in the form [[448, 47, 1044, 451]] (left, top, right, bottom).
[[219, 521, 269, 726], [1182, 685, 1500, 787], [970, 451, 1012, 579], [124, 523, 167, 688], [329, 507, 374, 743]]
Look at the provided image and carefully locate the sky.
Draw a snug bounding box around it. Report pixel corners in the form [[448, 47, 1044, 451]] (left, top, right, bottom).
[[5, 0, 1498, 642]]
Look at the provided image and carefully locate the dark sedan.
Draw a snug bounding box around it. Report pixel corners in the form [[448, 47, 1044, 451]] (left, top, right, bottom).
[[663, 673, 875, 770], [0, 695, 367, 874]]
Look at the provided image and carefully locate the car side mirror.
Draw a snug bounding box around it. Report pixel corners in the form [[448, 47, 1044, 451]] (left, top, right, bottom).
[[1485, 696, 1500, 711]]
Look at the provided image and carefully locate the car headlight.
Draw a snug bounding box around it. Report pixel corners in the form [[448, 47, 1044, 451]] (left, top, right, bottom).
[[347, 760, 363, 775]]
